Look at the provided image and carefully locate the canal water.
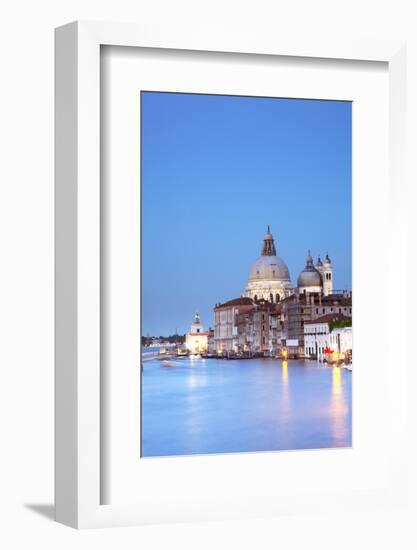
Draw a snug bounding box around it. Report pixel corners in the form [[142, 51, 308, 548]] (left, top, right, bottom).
[[141, 357, 352, 458]]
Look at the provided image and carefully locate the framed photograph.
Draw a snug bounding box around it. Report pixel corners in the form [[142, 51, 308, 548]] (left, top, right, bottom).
[[55, 22, 408, 528]]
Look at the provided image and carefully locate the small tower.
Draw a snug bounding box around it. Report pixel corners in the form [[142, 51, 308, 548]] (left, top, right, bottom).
[[261, 225, 277, 256], [323, 253, 333, 296], [315, 255, 324, 277], [190, 311, 203, 333]]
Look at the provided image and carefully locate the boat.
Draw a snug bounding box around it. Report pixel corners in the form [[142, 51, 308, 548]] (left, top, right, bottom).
[[160, 360, 176, 368]]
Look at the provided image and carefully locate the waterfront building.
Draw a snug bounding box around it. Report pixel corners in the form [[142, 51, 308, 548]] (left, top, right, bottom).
[[207, 328, 215, 354], [329, 326, 352, 355], [247, 299, 276, 354], [185, 312, 209, 354], [236, 308, 253, 352], [268, 305, 285, 353], [304, 313, 351, 360], [213, 297, 253, 353], [281, 292, 352, 356]]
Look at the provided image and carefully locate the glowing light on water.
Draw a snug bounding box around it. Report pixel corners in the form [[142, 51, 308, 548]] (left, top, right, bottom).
[[282, 360, 288, 384], [331, 366, 348, 444], [332, 366, 341, 396]]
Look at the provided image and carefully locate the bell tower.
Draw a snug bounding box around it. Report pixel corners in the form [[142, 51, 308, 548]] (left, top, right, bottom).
[[323, 253, 333, 296]]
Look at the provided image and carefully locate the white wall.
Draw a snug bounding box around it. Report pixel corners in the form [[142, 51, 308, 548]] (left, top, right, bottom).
[[0, 0, 416, 548]]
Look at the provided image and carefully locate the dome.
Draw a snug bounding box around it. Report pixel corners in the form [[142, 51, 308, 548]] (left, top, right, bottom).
[[297, 269, 322, 287], [245, 227, 293, 303], [297, 252, 323, 288], [248, 255, 291, 282]]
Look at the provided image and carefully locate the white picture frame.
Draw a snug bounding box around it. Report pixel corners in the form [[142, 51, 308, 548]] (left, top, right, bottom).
[[55, 21, 407, 529]]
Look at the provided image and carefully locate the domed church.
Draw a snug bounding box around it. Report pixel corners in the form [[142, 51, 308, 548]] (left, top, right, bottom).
[[245, 227, 293, 303], [245, 228, 334, 302], [297, 251, 333, 296]]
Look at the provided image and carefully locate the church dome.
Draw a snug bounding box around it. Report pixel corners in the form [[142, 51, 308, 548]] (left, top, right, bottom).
[[245, 227, 292, 303], [297, 269, 322, 287], [297, 252, 322, 288], [248, 255, 291, 282]]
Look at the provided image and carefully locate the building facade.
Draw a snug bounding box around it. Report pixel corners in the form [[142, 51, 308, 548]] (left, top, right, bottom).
[[329, 326, 352, 356], [213, 297, 254, 353], [185, 312, 209, 354], [304, 313, 351, 360]]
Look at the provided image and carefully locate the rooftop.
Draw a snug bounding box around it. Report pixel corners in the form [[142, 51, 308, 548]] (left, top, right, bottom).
[[214, 297, 254, 309], [304, 313, 351, 325]]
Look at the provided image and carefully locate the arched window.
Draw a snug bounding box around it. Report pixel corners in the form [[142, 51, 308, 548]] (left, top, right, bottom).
[[270, 293, 273, 303], [254, 294, 258, 301], [276, 294, 280, 302]]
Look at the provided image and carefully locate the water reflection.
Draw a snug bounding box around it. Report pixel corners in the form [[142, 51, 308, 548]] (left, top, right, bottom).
[[282, 360, 288, 384], [142, 357, 352, 457], [331, 366, 349, 445]]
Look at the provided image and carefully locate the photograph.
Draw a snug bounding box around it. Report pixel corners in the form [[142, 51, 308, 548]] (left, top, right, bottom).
[[0, 1, 411, 542], [141, 91, 352, 458]]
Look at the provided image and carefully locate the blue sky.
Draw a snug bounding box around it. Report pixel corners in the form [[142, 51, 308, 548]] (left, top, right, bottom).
[[141, 92, 351, 336]]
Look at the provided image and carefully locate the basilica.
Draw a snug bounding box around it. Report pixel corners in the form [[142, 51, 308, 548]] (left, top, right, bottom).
[[245, 226, 333, 302], [213, 227, 351, 357]]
